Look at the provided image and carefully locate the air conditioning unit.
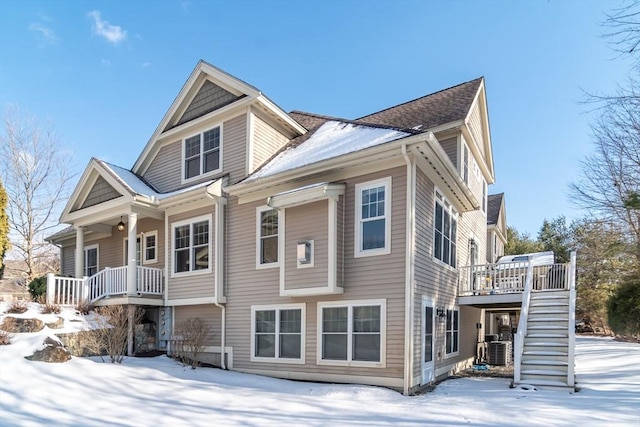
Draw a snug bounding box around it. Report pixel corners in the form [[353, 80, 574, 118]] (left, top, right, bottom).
[[488, 341, 512, 366]]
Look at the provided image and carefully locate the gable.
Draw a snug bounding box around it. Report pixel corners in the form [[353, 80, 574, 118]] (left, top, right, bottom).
[[79, 176, 122, 209], [171, 80, 242, 130]]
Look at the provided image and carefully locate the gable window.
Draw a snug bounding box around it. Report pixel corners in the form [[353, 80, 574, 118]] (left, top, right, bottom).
[[172, 215, 211, 276], [256, 207, 279, 268], [355, 177, 391, 257], [445, 308, 459, 357], [434, 191, 457, 268], [251, 304, 305, 363], [143, 231, 158, 265], [183, 126, 221, 181], [84, 245, 98, 277], [318, 300, 386, 367]]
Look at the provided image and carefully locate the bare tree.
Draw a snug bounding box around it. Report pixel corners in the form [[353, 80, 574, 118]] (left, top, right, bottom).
[[91, 305, 144, 363], [603, 0, 640, 64], [174, 317, 212, 369], [0, 107, 75, 281]]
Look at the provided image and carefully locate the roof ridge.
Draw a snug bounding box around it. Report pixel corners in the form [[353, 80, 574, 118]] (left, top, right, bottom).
[[357, 76, 484, 120]]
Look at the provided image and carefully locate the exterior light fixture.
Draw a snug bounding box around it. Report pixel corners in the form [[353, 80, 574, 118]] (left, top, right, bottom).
[[117, 216, 126, 232]]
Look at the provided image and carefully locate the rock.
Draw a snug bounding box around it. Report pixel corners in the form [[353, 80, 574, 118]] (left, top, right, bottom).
[[25, 337, 71, 363], [46, 317, 64, 329], [57, 331, 105, 357], [0, 317, 45, 333]]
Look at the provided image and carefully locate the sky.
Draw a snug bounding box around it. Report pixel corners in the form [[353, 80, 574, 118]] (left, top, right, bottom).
[[1, 302, 639, 426], [0, 0, 635, 236]]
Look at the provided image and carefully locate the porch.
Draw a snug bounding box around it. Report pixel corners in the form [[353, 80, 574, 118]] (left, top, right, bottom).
[[46, 266, 164, 306]]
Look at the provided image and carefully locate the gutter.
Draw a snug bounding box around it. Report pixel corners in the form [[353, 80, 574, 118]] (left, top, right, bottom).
[[401, 144, 415, 395]]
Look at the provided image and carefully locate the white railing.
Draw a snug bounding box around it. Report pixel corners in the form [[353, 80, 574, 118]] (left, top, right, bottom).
[[47, 266, 163, 305], [513, 262, 535, 384], [458, 262, 571, 296], [46, 274, 87, 306], [567, 252, 577, 387], [137, 266, 163, 295]]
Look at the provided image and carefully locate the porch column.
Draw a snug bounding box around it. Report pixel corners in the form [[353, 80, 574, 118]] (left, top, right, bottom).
[[74, 226, 84, 278], [127, 213, 138, 296]]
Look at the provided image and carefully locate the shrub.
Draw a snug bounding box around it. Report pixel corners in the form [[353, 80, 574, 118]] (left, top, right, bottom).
[[92, 305, 144, 363], [7, 299, 29, 314], [28, 276, 47, 300], [0, 330, 13, 345], [41, 302, 61, 314], [608, 270, 640, 337], [174, 317, 212, 369], [75, 300, 94, 315]]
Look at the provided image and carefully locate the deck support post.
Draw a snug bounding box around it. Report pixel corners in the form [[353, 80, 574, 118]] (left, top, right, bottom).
[[126, 213, 138, 296], [127, 304, 135, 356]]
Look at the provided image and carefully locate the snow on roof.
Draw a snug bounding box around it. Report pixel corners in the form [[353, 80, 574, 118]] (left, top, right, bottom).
[[247, 121, 411, 181], [101, 161, 160, 198]]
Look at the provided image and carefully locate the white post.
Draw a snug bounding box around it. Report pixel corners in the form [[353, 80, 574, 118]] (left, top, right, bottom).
[[46, 273, 55, 304], [567, 251, 577, 387], [128, 305, 135, 356], [75, 226, 84, 279], [127, 213, 138, 296]]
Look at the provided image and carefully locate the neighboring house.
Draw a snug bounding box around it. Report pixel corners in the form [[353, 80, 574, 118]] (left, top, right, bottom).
[[486, 193, 507, 263], [47, 60, 575, 394], [0, 279, 30, 302]]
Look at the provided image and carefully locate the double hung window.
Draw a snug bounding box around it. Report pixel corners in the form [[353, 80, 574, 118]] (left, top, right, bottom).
[[355, 177, 391, 257], [183, 126, 221, 181], [434, 191, 457, 268], [252, 304, 304, 363], [172, 216, 211, 275], [257, 207, 279, 267]]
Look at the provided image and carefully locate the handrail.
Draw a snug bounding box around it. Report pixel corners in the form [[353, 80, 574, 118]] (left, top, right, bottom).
[[513, 261, 535, 384]]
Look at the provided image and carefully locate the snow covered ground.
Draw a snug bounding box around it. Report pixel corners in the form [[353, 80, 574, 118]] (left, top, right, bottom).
[[0, 303, 638, 426]]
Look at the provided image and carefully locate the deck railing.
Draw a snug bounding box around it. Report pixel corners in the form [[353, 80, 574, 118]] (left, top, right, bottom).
[[458, 262, 570, 296], [46, 266, 164, 305]]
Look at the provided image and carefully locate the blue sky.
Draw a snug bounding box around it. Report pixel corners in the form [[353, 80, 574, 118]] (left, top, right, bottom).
[[0, 0, 633, 236]]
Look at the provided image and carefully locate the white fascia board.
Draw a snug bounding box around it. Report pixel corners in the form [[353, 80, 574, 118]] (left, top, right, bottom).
[[62, 197, 134, 225], [267, 183, 345, 209], [281, 286, 344, 297], [256, 95, 307, 136]]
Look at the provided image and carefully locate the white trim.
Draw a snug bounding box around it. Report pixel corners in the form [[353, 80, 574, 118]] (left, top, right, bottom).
[[444, 306, 460, 359], [236, 368, 403, 389], [142, 230, 158, 265], [84, 244, 99, 277], [250, 303, 306, 364], [122, 236, 140, 266], [199, 346, 234, 369], [167, 297, 217, 306], [246, 107, 254, 175], [170, 214, 213, 278], [328, 197, 340, 293], [280, 286, 343, 297], [402, 150, 415, 395], [267, 183, 345, 209], [354, 177, 392, 258], [256, 206, 280, 269], [316, 299, 387, 368], [180, 123, 223, 185]]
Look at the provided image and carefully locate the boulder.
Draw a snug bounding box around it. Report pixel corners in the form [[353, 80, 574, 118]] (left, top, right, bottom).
[[46, 317, 65, 329], [25, 337, 71, 363], [0, 317, 44, 333]]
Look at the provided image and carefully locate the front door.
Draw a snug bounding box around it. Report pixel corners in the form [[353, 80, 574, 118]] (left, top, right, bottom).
[[124, 237, 141, 266], [421, 297, 435, 384]]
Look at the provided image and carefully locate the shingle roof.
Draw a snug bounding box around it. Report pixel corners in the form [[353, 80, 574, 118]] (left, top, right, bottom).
[[356, 77, 483, 131], [487, 193, 504, 225], [289, 111, 338, 130]]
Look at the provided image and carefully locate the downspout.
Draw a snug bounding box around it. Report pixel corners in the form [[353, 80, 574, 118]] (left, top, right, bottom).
[[402, 144, 416, 395], [206, 184, 227, 370]]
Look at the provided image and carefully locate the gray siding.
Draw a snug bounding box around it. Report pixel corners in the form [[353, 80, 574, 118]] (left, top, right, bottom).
[[252, 113, 289, 172], [223, 114, 247, 185], [225, 166, 407, 381], [174, 304, 223, 366], [61, 245, 74, 276], [468, 102, 485, 158], [283, 201, 328, 291], [167, 205, 216, 301], [80, 176, 122, 209], [143, 141, 182, 193]]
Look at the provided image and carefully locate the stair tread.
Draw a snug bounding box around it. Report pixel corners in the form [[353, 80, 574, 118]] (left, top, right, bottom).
[[528, 317, 569, 321], [521, 369, 567, 376], [525, 342, 567, 347], [516, 379, 571, 387], [523, 350, 568, 356], [530, 302, 569, 307], [527, 325, 566, 329], [527, 333, 567, 338], [522, 359, 568, 366]]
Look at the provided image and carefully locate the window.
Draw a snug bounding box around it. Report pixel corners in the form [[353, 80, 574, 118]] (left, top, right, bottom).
[[434, 191, 457, 268], [84, 245, 98, 277], [482, 179, 487, 213], [256, 207, 279, 268], [445, 308, 459, 356], [318, 300, 386, 366], [143, 231, 158, 264], [251, 304, 305, 363], [355, 177, 391, 257], [462, 144, 469, 184], [172, 216, 211, 276], [183, 126, 221, 181]]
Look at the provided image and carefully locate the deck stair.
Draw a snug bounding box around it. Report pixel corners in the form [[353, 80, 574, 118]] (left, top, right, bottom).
[[514, 254, 576, 389]]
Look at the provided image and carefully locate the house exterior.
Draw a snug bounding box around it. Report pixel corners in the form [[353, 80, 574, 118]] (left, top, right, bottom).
[[486, 193, 507, 263], [47, 60, 575, 394]]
